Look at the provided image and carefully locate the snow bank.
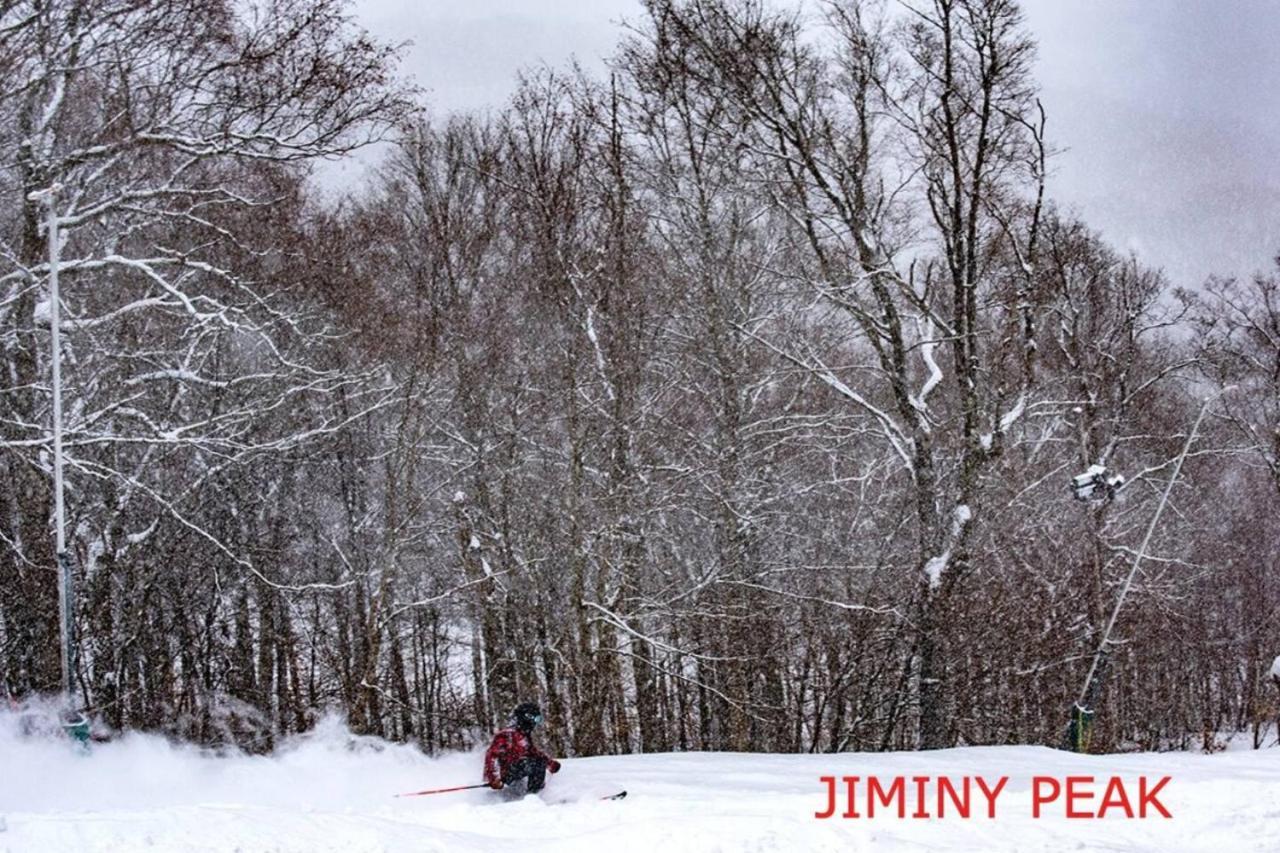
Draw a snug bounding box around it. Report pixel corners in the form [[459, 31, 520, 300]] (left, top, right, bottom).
[[0, 707, 477, 813], [2, 709, 1278, 852], [1271, 654, 1280, 680]]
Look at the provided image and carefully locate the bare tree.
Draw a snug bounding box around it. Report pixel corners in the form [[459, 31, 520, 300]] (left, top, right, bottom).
[[1, 0, 409, 700]]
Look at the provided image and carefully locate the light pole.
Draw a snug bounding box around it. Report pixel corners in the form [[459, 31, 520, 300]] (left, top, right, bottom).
[[29, 183, 73, 703]]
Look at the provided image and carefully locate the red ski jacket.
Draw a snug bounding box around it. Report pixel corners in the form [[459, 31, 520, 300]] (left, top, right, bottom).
[[483, 726, 556, 785]]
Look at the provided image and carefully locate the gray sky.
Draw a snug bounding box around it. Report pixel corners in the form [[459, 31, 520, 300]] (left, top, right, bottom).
[[333, 0, 1280, 287]]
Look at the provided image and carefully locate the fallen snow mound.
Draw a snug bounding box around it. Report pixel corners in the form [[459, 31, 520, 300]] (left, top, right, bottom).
[[2, 710, 1277, 852]]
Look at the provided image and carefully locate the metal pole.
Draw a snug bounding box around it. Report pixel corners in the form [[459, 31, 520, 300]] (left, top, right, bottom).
[[42, 187, 72, 701], [1074, 387, 1232, 710]]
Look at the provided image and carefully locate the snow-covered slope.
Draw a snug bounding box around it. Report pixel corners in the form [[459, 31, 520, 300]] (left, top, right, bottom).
[[2, 713, 1277, 852]]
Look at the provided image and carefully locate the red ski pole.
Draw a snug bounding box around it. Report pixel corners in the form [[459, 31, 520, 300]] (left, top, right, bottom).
[[395, 782, 490, 798]]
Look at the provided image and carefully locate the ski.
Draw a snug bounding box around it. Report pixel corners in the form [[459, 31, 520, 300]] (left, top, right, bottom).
[[539, 790, 627, 805]]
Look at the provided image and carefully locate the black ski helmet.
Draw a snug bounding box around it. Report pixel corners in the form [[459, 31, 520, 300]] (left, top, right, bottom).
[[511, 701, 543, 731]]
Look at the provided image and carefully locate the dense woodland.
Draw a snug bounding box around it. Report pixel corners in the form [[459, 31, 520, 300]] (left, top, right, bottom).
[[2, 0, 1278, 757]]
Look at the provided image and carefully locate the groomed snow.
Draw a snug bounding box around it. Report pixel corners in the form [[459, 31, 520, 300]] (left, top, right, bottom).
[[2, 713, 1278, 852]]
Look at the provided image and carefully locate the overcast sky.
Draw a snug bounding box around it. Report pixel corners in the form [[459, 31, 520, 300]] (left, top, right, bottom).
[[332, 0, 1280, 288]]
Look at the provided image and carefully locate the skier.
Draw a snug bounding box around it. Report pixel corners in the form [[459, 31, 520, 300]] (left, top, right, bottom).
[[483, 701, 561, 795]]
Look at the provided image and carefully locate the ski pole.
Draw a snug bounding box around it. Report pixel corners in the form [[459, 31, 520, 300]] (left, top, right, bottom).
[[395, 782, 490, 798]]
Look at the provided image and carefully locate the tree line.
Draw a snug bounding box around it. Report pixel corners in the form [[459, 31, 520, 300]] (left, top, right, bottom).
[[2, 0, 1277, 755]]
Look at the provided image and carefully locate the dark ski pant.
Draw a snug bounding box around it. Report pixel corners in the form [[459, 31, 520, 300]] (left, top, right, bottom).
[[501, 756, 548, 794]]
